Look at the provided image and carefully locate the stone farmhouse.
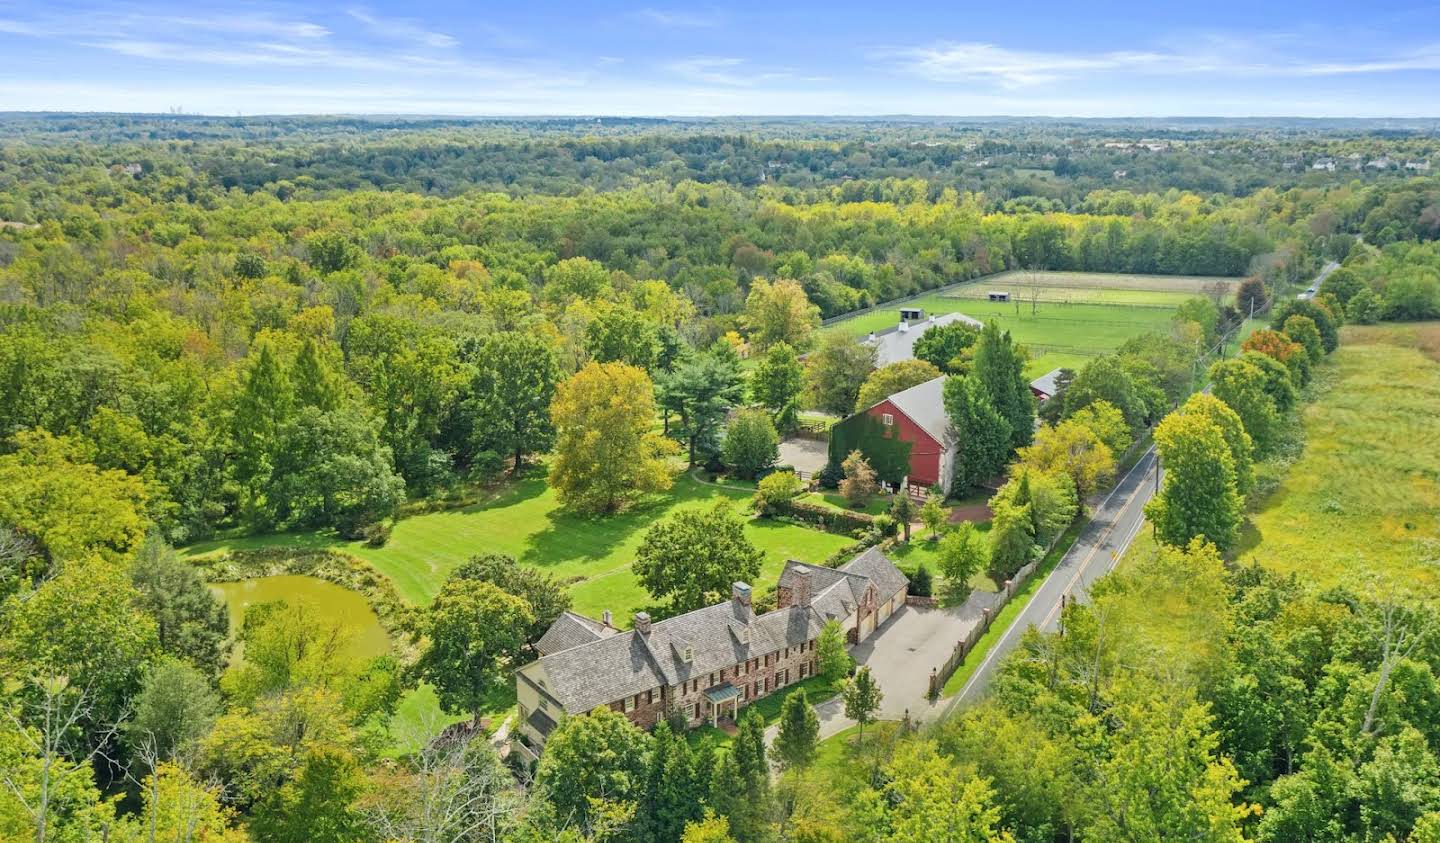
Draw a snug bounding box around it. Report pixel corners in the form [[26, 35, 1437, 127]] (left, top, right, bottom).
[[515, 548, 908, 748]]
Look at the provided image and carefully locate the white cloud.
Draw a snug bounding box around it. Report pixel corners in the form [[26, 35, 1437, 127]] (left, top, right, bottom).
[[886, 38, 1440, 87], [346, 8, 457, 48], [635, 8, 723, 28]]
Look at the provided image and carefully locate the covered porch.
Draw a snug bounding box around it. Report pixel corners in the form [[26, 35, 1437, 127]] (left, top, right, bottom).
[[703, 682, 742, 728]]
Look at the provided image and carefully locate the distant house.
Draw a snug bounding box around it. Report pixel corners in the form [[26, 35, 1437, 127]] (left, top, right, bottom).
[[862, 310, 982, 367], [1405, 160, 1432, 172], [1029, 368, 1066, 403], [1312, 159, 1336, 172], [832, 375, 957, 497], [514, 550, 908, 747]]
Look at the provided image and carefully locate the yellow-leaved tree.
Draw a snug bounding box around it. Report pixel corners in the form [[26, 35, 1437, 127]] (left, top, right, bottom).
[[549, 361, 677, 514]]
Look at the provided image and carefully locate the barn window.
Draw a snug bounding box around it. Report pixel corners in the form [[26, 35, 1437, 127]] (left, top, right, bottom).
[[882, 413, 894, 426]]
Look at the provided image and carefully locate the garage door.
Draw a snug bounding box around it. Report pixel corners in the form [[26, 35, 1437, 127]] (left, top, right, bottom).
[[861, 613, 876, 638], [878, 599, 893, 623]]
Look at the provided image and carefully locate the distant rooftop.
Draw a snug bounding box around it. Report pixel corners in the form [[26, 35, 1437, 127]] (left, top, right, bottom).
[[863, 311, 982, 366]]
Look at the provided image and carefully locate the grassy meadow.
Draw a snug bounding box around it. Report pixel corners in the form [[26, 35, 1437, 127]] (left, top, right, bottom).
[[823, 271, 1238, 377], [1235, 322, 1440, 591], [1122, 322, 1440, 594], [184, 472, 854, 622]]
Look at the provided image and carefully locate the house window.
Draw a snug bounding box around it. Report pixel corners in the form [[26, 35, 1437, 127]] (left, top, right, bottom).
[[882, 413, 894, 426], [688, 702, 698, 720], [539, 697, 550, 712], [624, 697, 635, 713], [754, 680, 761, 697], [709, 672, 715, 686], [647, 690, 653, 705]]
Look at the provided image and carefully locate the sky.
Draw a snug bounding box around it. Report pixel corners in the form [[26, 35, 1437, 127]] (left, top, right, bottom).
[[1, 0, 1439, 117]]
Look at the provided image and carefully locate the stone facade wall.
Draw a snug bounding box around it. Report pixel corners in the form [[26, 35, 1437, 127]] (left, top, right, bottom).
[[610, 639, 820, 731]]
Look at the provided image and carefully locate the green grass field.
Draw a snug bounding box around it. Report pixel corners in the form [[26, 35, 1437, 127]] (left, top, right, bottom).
[[823, 271, 1239, 379], [184, 473, 853, 622], [1235, 323, 1440, 591]]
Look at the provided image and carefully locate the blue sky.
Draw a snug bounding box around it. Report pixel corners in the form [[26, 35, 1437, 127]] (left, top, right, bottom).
[[1, 1, 1438, 116]]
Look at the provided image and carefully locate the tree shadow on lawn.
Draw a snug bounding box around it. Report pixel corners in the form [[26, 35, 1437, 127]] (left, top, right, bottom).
[[520, 479, 726, 571]]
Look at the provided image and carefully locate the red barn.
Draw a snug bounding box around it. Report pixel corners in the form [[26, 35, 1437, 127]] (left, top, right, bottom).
[[858, 376, 957, 497]]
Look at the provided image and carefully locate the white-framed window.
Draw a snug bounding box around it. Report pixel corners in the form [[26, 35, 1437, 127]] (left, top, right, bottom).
[[688, 702, 698, 720], [624, 697, 635, 713], [882, 413, 894, 426]]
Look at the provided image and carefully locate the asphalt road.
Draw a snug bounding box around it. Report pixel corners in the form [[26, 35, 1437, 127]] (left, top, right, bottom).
[[941, 445, 1161, 712]]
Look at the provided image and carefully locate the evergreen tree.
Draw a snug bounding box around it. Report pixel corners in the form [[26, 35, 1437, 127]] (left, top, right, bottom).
[[639, 721, 701, 843], [775, 690, 820, 772], [972, 321, 1035, 448], [726, 711, 773, 842], [230, 340, 293, 523], [293, 337, 342, 412], [943, 376, 1011, 489]]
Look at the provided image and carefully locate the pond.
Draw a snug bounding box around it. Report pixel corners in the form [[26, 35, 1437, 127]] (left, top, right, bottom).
[[211, 575, 391, 661]]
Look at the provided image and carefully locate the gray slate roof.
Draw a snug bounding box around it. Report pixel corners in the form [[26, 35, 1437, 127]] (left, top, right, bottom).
[[839, 546, 910, 604], [535, 611, 617, 656], [778, 547, 909, 621], [864, 312, 982, 367], [528, 596, 826, 714], [1029, 367, 1065, 398], [882, 375, 955, 446]]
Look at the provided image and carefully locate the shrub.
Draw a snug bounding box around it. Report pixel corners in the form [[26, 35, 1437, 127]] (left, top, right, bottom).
[[754, 471, 804, 516], [910, 563, 933, 597], [815, 461, 844, 490], [840, 450, 878, 506], [721, 408, 780, 480], [872, 514, 897, 537], [362, 522, 392, 547]]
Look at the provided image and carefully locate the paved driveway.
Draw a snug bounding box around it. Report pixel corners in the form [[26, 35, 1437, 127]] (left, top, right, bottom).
[[777, 437, 829, 475], [851, 595, 1001, 723]]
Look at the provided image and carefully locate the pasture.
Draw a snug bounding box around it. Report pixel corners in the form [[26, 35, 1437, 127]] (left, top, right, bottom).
[[823, 271, 1239, 377], [184, 472, 854, 622]]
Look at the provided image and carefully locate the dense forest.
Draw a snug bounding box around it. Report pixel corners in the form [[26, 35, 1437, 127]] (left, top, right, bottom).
[[2, 116, 1440, 841]]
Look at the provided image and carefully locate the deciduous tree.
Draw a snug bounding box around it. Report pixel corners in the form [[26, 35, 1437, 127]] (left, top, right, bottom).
[[855, 359, 941, 412], [749, 342, 804, 431], [550, 361, 676, 514], [466, 331, 560, 473], [818, 619, 853, 682], [843, 667, 884, 746], [1144, 411, 1243, 552], [840, 450, 878, 507], [805, 333, 875, 416], [744, 278, 820, 351], [1208, 357, 1282, 458], [633, 501, 763, 614], [418, 579, 534, 719], [721, 409, 779, 480]]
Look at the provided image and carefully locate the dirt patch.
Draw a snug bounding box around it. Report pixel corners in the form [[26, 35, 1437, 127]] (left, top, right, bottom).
[[947, 503, 994, 524]]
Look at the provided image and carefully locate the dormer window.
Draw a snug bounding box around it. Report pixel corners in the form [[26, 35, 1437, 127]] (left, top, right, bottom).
[[683, 646, 694, 662]]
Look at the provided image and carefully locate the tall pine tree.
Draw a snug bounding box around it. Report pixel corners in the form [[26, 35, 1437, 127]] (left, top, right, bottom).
[[943, 375, 1012, 489], [639, 720, 701, 843], [972, 320, 1035, 449]]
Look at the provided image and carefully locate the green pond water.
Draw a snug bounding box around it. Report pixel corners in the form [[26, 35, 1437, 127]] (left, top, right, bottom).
[[211, 575, 391, 661]]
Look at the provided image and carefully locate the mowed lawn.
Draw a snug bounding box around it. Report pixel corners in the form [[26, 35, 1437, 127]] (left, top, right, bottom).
[[822, 271, 1229, 378], [183, 473, 854, 621], [1236, 322, 1440, 592]]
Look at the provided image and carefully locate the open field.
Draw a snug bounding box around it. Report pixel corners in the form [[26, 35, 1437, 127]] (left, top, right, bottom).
[[1236, 322, 1440, 591], [184, 473, 854, 622], [1122, 323, 1440, 594], [822, 271, 1238, 378]]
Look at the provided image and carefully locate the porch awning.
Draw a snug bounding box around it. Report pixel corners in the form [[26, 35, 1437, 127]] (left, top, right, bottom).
[[703, 682, 741, 704]]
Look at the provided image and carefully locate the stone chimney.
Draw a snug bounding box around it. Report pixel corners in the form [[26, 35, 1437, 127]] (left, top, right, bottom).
[[732, 582, 752, 609], [793, 569, 812, 608], [633, 611, 652, 635], [602, 609, 613, 628]]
